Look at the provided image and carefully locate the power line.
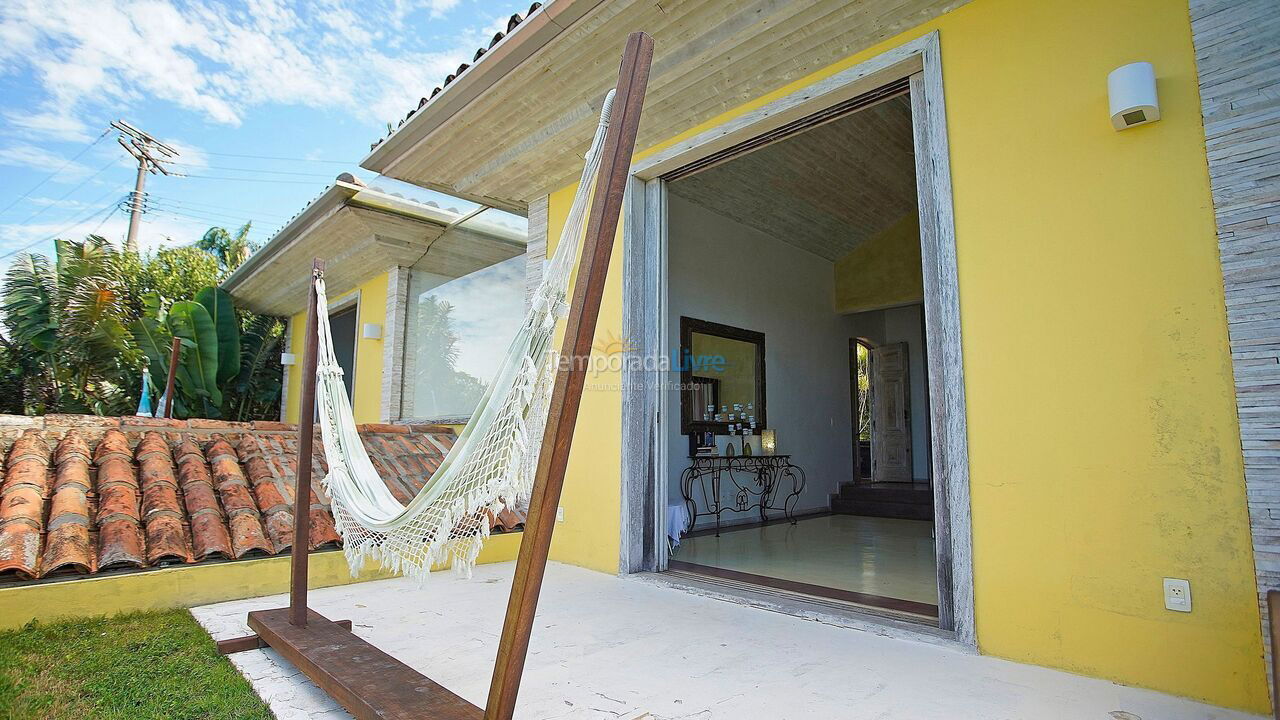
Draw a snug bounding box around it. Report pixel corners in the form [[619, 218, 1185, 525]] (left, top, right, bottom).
[[0, 128, 111, 216], [146, 198, 289, 223], [89, 204, 123, 236], [199, 150, 357, 164], [175, 174, 328, 185], [166, 162, 337, 178], [0, 190, 127, 261], [10, 158, 124, 228], [148, 206, 269, 227], [146, 195, 290, 220]]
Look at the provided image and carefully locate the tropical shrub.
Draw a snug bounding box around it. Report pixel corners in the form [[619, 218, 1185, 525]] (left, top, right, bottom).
[[1, 238, 141, 415], [0, 225, 283, 420], [131, 287, 283, 421]]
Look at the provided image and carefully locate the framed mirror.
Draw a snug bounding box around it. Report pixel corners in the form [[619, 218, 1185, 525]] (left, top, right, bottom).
[[679, 316, 767, 434]]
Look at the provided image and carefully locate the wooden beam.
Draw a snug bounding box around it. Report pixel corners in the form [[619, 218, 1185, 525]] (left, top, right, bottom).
[[290, 257, 324, 627], [248, 608, 481, 719], [484, 31, 654, 720], [216, 619, 352, 655]]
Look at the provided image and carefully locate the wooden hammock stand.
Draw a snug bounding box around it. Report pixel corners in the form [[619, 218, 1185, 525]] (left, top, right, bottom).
[[219, 33, 653, 720]]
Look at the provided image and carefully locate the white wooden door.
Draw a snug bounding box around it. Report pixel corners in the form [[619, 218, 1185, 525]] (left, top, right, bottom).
[[871, 342, 912, 483]]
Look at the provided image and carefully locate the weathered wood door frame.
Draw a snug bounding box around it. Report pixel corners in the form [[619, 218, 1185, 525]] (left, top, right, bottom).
[[620, 30, 975, 646]]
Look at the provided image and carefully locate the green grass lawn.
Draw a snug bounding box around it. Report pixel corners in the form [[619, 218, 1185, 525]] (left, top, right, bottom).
[[0, 609, 271, 719]]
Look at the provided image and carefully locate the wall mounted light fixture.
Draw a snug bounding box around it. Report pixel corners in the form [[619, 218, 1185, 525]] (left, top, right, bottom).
[[361, 323, 383, 340], [1108, 62, 1160, 130], [280, 352, 297, 366]]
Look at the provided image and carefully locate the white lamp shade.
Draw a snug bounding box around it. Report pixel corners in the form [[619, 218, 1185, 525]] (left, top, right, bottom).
[[280, 352, 297, 366], [361, 323, 383, 340]]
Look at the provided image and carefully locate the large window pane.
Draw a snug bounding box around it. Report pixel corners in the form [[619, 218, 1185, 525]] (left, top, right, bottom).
[[402, 251, 526, 422]]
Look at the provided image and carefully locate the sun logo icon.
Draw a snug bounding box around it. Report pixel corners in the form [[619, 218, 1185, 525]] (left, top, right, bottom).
[[593, 330, 636, 356]]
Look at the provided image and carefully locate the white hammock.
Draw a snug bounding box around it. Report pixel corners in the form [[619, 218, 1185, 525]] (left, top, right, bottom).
[[311, 91, 616, 581]]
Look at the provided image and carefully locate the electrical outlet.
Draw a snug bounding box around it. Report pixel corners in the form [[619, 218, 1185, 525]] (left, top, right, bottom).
[[556, 507, 565, 522], [1163, 578, 1191, 612]]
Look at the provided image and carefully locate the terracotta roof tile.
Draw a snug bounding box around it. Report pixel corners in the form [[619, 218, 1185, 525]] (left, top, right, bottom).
[[174, 438, 233, 560], [41, 432, 93, 576], [136, 433, 193, 565], [95, 429, 146, 571], [207, 436, 274, 557], [0, 415, 524, 585], [0, 431, 50, 578]]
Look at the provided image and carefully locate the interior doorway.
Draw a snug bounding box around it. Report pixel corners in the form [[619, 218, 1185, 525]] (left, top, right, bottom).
[[622, 35, 972, 642], [652, 84, 945, 624]]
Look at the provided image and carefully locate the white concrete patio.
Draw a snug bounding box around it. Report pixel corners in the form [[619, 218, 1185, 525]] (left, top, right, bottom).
[[193, 561, 1261, 720]]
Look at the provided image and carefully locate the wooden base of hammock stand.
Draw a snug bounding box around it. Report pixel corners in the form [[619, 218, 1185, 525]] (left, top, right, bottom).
[[220, 32, 653, 720]]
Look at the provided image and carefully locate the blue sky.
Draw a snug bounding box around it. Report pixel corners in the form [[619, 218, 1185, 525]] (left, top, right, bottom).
[[0, 0, 532, 262]]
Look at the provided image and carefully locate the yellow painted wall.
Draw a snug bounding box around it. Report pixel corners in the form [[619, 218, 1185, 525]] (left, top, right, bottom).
[[285, 271, 388, 424], [546, 0, 1264, 710], [834, 214, 923, 313], [544, 183, 625, 574], [0, 534, 522, 631]]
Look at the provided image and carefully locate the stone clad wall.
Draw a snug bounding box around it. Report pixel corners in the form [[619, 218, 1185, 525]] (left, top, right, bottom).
[[1191, 0, 1280, 674]]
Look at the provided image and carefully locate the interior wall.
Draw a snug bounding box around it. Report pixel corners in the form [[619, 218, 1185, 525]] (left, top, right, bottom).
[[847, 304, 930, 481], [285, 271, 387, 425], [665, 194, 855, 527]]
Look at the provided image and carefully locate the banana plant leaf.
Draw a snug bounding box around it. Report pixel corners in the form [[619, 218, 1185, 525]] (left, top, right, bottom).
[[167, 300, 222, 408], [195, 287, 240, 386], [130, 316, 172, 388]]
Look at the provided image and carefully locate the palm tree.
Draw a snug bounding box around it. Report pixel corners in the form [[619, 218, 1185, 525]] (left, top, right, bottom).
[[1, 237, 139, 414], [197, 221, 253, 272]]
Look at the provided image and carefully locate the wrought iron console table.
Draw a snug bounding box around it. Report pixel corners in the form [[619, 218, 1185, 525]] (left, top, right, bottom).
[[680, 455, 806, 537]]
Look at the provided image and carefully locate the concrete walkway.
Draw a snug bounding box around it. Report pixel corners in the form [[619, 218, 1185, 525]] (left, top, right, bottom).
[[193, 561, 1260, 720]]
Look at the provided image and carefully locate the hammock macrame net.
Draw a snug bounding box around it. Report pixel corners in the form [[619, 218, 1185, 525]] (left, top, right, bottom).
[[312, 91, 616, 581]]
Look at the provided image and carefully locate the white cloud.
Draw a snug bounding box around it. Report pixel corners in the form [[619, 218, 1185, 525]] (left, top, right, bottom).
[[0, 143, 90, 178], [0, 0, 529, 140], [161, 138, 208, 172], [424, 0, 462, 19], [0, 211, 212, 259], [3, 110, 94, 142]]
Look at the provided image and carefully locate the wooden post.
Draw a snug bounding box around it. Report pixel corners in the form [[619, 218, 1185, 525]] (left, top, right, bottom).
[[290, 257, 324, 627], [484, 31, 653, 720], [163, 337, 180, 418]]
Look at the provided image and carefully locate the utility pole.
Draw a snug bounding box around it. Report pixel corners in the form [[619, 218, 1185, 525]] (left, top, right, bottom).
[[111, 121, 178, 253]]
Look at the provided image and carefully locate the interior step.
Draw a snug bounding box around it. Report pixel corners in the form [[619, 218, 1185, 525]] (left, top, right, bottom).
[[830, 482, 933, 520]]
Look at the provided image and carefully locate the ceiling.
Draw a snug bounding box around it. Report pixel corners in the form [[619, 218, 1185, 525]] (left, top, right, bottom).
[[224, 183, 526, 316], [363, 0, 969, 212], [667, 94, 918, 261]]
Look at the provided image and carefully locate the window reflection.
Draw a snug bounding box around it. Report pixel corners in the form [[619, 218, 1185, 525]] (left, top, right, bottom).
[[400, 206, 529, 421]]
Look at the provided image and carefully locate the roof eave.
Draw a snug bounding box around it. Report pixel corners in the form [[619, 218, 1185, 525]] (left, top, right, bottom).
[[221, 181, 361, 297]]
